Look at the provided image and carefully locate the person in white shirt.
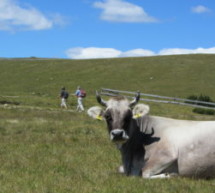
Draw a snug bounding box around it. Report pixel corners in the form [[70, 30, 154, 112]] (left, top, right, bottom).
[[75, 86, 84, 112]]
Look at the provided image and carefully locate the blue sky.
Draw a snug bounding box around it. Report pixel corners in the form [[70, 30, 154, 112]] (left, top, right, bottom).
[[0, 0, 215, 59]]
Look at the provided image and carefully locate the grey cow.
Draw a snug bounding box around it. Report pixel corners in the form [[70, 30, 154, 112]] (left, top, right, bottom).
[[87, 92, 215, 179]]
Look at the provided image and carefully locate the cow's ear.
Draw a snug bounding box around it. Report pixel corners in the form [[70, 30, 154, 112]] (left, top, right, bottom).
[[87, 106, 104, 121], [132, 104, 150, 119]]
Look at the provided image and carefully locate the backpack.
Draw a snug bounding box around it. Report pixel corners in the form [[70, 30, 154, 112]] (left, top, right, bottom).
[[80, 89, 86, 98], [64, 91, 69, 99]]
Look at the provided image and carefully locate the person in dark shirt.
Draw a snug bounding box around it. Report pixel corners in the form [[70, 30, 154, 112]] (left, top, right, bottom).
[[59, 87, 69, 109]]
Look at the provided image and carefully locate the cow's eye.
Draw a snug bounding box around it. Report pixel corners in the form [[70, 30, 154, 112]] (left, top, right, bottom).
[[124, 111, 132, 122], [105, 113, 112, 121]]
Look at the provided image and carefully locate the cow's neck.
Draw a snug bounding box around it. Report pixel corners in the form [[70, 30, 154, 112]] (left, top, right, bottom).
[[118, 119, 146, 176]]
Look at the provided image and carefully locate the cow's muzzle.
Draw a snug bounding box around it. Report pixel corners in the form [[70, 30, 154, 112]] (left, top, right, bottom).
[[110, 129, 129, 143]]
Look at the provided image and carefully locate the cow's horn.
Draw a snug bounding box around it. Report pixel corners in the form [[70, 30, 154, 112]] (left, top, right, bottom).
[[96, 91, 107, 107], [130, 91, 140, 107]]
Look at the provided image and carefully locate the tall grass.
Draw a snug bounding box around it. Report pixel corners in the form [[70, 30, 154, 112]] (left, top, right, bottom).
[[0, 106, 214, 193]]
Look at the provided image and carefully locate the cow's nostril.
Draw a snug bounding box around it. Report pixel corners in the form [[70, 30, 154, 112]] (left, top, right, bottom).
[[112, 130, 123, 137], [110, 129, 128, 142]]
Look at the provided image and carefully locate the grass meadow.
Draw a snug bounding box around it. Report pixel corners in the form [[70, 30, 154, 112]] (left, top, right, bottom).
[[1, 55, 215, 192]]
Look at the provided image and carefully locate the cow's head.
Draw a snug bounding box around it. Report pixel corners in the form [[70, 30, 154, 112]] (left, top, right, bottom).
[[88, 91, 150, 144]]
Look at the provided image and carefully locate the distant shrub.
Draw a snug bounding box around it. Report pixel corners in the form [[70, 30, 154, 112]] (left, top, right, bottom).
[[30, 56, 37, 59], [186, 94, 214, 107], [193, 108, 215, 115], [187, 95, 198, 101], [186, 94, 215, 115]]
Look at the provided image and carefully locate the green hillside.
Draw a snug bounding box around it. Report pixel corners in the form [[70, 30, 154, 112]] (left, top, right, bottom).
[[1, 54, 215, 108], [0, 55, 215, 193]]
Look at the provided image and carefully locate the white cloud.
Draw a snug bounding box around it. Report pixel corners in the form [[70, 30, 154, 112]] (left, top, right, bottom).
[[159, 47, 215, 55], [120, 49, 155, 57], [159, 48, 193, 55], [66, 47, 122, 59], [66, 47, 215, 59], [0, 0, 63, 31], [93, 0, 157, 23], [191, 5, 211, 14]]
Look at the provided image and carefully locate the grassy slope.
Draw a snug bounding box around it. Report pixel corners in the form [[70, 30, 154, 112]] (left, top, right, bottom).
[[0, 55, 215, 193], [1, 54, 215, 97]]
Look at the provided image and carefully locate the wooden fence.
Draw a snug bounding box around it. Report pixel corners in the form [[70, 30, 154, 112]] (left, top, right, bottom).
[[100, 88, 215, 110]]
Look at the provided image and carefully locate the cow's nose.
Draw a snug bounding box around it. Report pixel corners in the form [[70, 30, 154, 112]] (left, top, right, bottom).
[[110, 129, 128, 141], [111, 129, 123, 137]]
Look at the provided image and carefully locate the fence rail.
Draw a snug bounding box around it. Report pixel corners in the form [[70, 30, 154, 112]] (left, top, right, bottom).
[[100, 88, 215, 110]]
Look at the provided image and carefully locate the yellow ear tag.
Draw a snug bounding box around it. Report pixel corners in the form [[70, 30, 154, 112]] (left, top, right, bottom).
[[96, 115, 103, 121], [133, 113, 142, 119]]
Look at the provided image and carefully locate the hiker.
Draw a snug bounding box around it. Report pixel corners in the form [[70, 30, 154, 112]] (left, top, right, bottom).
[[59, 87, 69, 109], [75, 86, 86, 112]]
